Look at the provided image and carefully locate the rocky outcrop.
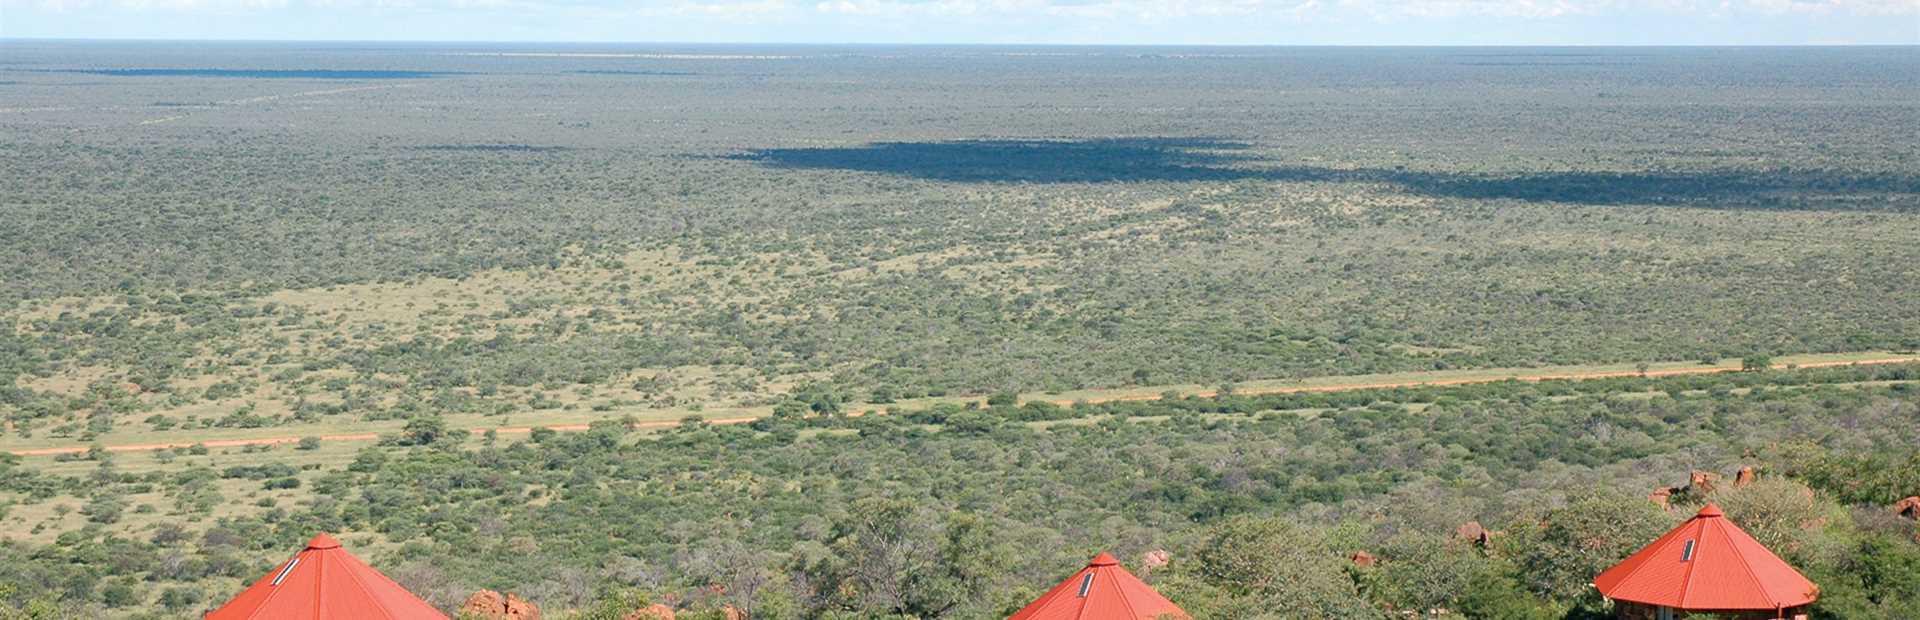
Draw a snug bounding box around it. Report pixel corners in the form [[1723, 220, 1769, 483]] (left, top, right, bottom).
[[1734, 466, 1757, 487], [1688, 470, 1719, 495], [1454, 521, 1494, 548], [1648, 487, 1674, 511], [622, 603, 676, 620], [1895, 496, 1920, 519], [1650, 470, 1724, 510], [1140, 549, 1171, 575], [461, 590, 541, 620], [1349, 551, 1376, 568]]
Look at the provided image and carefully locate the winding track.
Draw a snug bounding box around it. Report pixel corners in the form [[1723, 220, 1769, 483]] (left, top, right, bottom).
[[10, 356, 1916, 457]]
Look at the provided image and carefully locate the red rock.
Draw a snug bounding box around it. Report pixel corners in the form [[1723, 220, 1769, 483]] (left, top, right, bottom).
[[1454, 521, 1494, 547], [461, 590, 505, 618], [1140, 549, 1171, 570], [461, 590, 541, 620], [1734, 466, 1757, 488], [623, 603, 675, 620], [1349, 551, 1376, 568], [722, 604, 745, 620], [1895, 496, 1920, 519], [1688, 470, 1719, 495], [1648, 487, 1674, 511]]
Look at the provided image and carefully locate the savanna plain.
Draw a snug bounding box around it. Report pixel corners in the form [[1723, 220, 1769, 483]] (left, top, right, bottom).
[[0, 42, 1918, 619]]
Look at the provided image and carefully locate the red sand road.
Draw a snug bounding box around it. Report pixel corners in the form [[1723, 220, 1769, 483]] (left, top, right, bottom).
[[11, 357, 1916, 457], [1043, 356, 1920, 406]]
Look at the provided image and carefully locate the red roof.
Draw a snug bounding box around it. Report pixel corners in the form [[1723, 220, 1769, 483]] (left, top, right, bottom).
[[206, 533, 450, 620], [1007, 552, 1189, 620], [1593, 504, 1818, 611]]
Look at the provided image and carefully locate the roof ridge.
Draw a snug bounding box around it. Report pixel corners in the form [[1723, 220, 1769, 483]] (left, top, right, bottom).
[[335, 546, 404, 620], [1108, 564, 1142, 620], [1676, 523, 1703, 609], [1718, 516, 1789, 608], [312, 546, 325, 619]]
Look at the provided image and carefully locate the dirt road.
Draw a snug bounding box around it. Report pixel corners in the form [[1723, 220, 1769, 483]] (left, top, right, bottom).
[[11, 357, 1915, 457], [1045, 356, 1920, 405]]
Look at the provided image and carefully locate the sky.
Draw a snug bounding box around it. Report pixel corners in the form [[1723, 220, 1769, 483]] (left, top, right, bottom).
[[3, 0, 1918, 45]]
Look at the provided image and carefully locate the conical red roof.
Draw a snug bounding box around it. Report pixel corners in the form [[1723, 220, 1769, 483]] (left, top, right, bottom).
[[1007, 552, 1189, 620], [206, 533, 450, 620], [1594, 504, 1818, 611]]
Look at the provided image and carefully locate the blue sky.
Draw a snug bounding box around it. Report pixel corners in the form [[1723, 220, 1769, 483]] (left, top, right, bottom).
[[4, 0, 1917, 44]]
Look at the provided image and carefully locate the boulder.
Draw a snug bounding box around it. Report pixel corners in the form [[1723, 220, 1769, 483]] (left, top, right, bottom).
[[462, 590, 506, 616], [1454, 521, 1494, 547], [1734, 466, 1757, 488], [1895, 496, 1920, 519], [1688, 470, 1719, 495], [1349, 551, 1377, 568], [1648, 487, 1674, 511], [622, 603, 675, 620], [1140, 549, 1171, 571], [461, 590, 542, 620]]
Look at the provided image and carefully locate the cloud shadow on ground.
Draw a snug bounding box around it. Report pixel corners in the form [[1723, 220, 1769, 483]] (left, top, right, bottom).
[[736, 138, 1918, 211]]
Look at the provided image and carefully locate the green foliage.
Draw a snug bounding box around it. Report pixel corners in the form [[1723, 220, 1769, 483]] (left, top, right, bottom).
[[397, 415, 464, 447], [1, 45, 1918, 617], [1365, 533, 1501, 615], [1806, 530, 1920, 619], [1500, 491, 1673, 600], [1779, 447, 1920, 505], [0, 373, 1919, 617], [1163, 516, 1381, 619], [0, 583, 68, 620], [1705, 478, 1840, 559], [797, 499, 1012, 618]]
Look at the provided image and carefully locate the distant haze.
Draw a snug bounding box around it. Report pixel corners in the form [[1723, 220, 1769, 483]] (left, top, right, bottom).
[[2, 0, 1917, 45]]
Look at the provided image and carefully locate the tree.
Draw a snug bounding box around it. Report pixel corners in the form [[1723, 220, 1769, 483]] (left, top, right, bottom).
[[1453, 566, 1567, 620], [684, 538, 778, 619], [772, 399, 810, 419], [400, 415, 458, 446], [1707, 478, 1836, 559], [1742, 354, 1773, 372], [1161, 516, 1383, 619], [804, 499, 1010, 618], [1500, 491, 1672, 600], [1367, 532, 1501, 615], [0, 583, 64, 620]]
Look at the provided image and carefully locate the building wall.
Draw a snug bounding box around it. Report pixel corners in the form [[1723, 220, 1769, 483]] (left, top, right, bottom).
[[1615, 601, 1811, 620]]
